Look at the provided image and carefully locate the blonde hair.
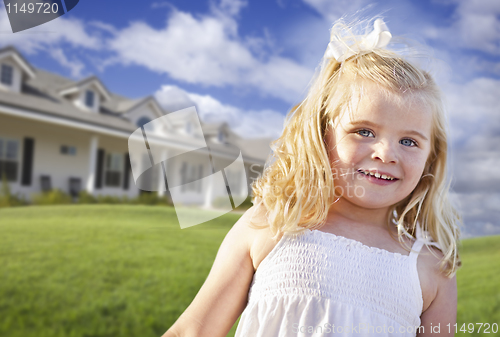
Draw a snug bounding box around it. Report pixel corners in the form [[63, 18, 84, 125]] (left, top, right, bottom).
[[252, 19, 461, 277]]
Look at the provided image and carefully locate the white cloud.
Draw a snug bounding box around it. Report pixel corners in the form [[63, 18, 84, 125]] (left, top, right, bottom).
[[447, 77, 500, 119], [424, 0, 500, 54], [151, 2, 174, 10], [154, 85, 284, 139], [216, 0, 248, 17], [0, 8, 101, 54], [450, 192, 500, 237], [154, 85, 197, 113], [442, 75, 500, 238], [48, 48, 85, 78], [301, 0, 372, 21], [106, 3, 313, 103]]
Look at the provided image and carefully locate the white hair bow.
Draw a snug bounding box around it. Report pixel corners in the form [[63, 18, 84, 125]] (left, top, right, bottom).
[[324, 19, 392, 62]]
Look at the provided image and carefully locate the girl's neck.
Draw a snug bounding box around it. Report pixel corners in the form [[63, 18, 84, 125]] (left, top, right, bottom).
[[326, 197, 391, 231]]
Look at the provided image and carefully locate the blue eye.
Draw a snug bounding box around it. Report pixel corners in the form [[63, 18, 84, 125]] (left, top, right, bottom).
[[400, 138, 417, 147], [357, 129, 374, 138]]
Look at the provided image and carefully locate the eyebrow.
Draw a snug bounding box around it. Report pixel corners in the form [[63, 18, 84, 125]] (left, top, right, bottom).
[[348, 120, 429, 141]]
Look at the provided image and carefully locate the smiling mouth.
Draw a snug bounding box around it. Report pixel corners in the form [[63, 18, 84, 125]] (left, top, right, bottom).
[[357, 169, 399, 181]]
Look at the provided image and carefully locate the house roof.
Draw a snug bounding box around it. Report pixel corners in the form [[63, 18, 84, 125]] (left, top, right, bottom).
[[0, 45, 271, 164], [0, 46, 36, 79], [0, 67, 137, 132], [201, 122, 272, 162], [58, 75, 112, 101]]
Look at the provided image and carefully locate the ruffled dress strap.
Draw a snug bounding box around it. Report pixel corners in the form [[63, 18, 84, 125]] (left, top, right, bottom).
[[409, 224, 426, 260], [409, 224, 441, 260]]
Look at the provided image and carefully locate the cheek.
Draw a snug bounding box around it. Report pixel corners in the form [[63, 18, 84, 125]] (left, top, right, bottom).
[[335, 140, 368, 167], [404, 153, 428, 185], [328, 133, 357, 162], [325, 129, 341, 164]]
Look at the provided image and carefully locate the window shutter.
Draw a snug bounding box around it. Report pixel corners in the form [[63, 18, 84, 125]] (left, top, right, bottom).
[[123, 153, 130, 190], [21, 137, 34, 186], [95, 148, 105, 189]]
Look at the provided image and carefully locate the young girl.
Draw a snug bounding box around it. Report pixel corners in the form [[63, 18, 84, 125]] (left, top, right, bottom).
[[163, 17, 461, 337]]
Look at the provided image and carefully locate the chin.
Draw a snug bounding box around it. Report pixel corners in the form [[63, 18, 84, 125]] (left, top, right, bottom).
[[343, 196, 395, 210]]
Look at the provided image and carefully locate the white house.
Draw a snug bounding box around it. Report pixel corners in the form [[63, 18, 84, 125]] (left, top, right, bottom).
[[0, 46, 272, 207]]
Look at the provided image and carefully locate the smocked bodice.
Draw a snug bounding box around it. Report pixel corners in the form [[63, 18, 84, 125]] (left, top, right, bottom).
[[235, 228, 429, 337]]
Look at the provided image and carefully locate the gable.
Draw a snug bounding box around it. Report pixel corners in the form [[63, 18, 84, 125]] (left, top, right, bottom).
[[59, 76, 111, 102], [0, 48, 36, 80], [127, 99, 171, 135]]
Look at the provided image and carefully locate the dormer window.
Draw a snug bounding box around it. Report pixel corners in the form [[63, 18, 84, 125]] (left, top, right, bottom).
[[1, 64, 13, 86], [85, 90, 95, 108]]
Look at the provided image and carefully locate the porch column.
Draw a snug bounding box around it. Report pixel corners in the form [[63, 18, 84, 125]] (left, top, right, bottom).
[[86, 135, 99, 193], [157, 150, 168, 197]]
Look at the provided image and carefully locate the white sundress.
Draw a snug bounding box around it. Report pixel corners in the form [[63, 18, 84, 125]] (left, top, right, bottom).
[[235, 225, 435, 337]]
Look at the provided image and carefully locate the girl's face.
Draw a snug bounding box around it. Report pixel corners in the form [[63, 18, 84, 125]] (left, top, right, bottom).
[[325, 82, 433, 210]]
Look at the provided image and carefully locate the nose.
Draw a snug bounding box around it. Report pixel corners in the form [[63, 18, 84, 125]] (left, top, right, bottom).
[[371, 141, 398, 164]]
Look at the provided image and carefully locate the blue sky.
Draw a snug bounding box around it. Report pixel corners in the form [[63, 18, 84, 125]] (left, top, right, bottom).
[[1, 0, 499, 237]]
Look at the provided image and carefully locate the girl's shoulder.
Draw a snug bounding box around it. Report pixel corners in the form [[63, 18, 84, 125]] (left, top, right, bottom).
[[233, 204, 280, 271], [416, 242, 453, 313]]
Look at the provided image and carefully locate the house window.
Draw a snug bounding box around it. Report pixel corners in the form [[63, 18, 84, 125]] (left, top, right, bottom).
[[60, 145, 77, 155], [84, 90, 95, 108], [1, 64, 13, 86], [104, 153, 122, 187], [0, 138, 19, 181]]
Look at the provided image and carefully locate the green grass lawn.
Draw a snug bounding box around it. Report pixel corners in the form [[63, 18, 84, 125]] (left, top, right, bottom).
[[455, 235, 500, 336], [0, 205, 498, 337]]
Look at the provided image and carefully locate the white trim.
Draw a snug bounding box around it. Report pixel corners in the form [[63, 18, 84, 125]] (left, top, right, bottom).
[[90, 80, 111, 101], [0, 51, 36, 79], [1, 102, 131, 138], [59, 78, 111, 101], [124, 97, 166, 120], [58, 87, 79, 96]]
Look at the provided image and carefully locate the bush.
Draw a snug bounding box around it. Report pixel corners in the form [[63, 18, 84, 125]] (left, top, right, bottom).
[[0, 173, 26, 207], [1, 177, 173, 207], [32, 189, 72, 205], [79, 191, 172, 206], [96, 195, 123, 204], [77, 190, 97, 204], [134, 192, 172, 206]]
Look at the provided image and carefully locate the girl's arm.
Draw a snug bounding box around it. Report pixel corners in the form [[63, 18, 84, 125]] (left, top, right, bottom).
[[162, 206, 264, 337], [417, 251, 458, 337]]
